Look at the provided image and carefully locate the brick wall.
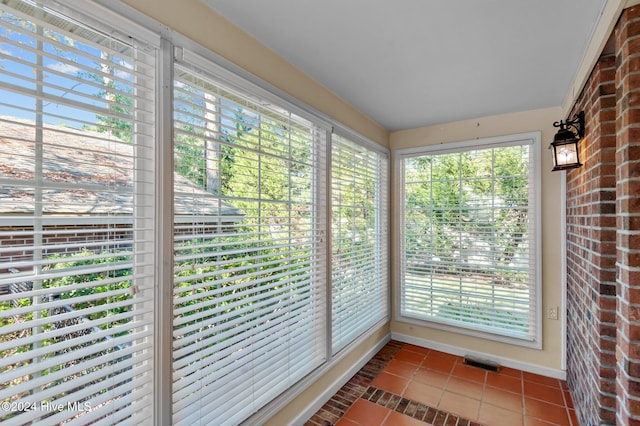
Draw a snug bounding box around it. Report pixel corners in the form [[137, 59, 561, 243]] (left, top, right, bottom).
[[566, 5, 640, 425], [566, 54, 618, 426], [0, 224, 133, 273], [1, 221, 235, 274], [615, 6, 640, 425]]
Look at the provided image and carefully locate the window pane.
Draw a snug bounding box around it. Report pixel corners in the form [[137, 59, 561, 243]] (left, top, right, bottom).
[[400, 140, 537, 341], [171, 62, 326, 425], [0, 1, 155, 423], [331, 134, 388, 354]]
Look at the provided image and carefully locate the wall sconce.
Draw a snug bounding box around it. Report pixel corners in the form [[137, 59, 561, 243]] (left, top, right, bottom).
[[549, 111, 585, 171]]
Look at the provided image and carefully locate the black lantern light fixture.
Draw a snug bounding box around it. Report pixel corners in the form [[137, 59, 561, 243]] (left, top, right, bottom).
[[549, 111, 585, 171]]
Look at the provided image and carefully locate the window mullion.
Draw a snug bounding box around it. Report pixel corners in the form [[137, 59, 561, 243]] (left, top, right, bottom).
[[31, 15, 45, 385], [324, 129, 333, 361], [155, 38, 174, 425], [457, 153, 463, 304]]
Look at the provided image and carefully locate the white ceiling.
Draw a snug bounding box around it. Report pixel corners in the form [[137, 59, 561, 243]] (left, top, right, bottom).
[[204, 0, 607, 132]]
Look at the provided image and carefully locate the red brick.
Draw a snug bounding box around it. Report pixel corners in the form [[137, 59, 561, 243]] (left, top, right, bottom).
[[616, 8, 640, 42], [629, 361, 640, 379], [601, 408, 617, 424]]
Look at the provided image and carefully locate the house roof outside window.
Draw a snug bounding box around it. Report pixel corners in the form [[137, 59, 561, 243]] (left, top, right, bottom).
[[0, 116, 243, 225]]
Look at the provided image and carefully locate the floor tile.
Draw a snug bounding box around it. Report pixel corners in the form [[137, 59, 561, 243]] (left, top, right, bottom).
[[523, 372, 561, 388], [307, 341, 576, 426], [499, 366, 524, 379], [343, 399, 391, 425], [524, 380, 565, 406], [444, 376, 485, 400], [482, 386, 524, 413], [524, 397, 570, 425], [371, 371, 410, 395], [382, 410, 432, 426], [424, 350, 457, 374], [413, 367, 450, 388], [479, 403, 524, 426], [404, 380, 443, 407], [486, 371, 523, 394], [524, 417, 561, 425], [394, 348, 428, 365], [563, 389, 574, 409], [451, 361, 488, 383], [402, 343, 431, 356], [384, 359, 419, 379], [335, 418, 361, 426], [568, 408, 578, 425], [439, 391, 480, 421]]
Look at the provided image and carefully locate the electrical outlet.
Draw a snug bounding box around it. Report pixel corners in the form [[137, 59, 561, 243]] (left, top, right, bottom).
[[547, 306, 559, 320]]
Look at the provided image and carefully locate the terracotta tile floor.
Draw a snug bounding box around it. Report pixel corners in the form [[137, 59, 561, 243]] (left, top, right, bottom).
[[305, 341, 577, 426]]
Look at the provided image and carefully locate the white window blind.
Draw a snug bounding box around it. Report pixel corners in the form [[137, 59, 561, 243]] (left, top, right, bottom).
[[331, 134, 388, 354], [399, 136, 539, 343], [0, 1, 156, 424], [171, 60, 326, 425]]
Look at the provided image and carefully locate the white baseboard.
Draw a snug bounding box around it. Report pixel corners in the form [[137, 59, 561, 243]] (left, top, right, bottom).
[[289, 333, 391, 426], [391, 332, 567, 380]]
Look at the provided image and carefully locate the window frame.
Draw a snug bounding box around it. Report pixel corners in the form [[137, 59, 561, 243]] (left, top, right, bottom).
[[395, 132, 542, 348]]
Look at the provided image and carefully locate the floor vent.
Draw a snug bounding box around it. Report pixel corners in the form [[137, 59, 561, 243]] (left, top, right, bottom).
[[463, 355, 500, 373]]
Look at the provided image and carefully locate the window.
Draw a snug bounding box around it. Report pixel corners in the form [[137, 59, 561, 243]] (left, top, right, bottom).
[[0, 1, 389, 424], [331, 134, 388, 354], [0, 1, 156, 424], [171, 58, 326, 424], [397, 133, 540, 345]]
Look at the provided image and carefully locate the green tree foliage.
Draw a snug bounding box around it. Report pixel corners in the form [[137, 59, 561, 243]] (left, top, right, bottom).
[[403, 145, 532, 333], [173, 77, 239, 193], [405, 145, 529, 283], [43, 250, 133, 326], [171, 78, 317, 340], [94, 78, 133, 143], [0, 249, 135, 409], [331, 138, 380, 277]]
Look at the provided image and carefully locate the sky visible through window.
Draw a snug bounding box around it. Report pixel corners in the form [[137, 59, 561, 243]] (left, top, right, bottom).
[[0, 9, 134, 130]]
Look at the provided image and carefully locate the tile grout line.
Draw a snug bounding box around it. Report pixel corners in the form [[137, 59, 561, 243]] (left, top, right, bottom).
[[476, 368, 488, 423], [521, 370, 527, 421], [560, 383, 576, 426], [521, 373, 577, 425]]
